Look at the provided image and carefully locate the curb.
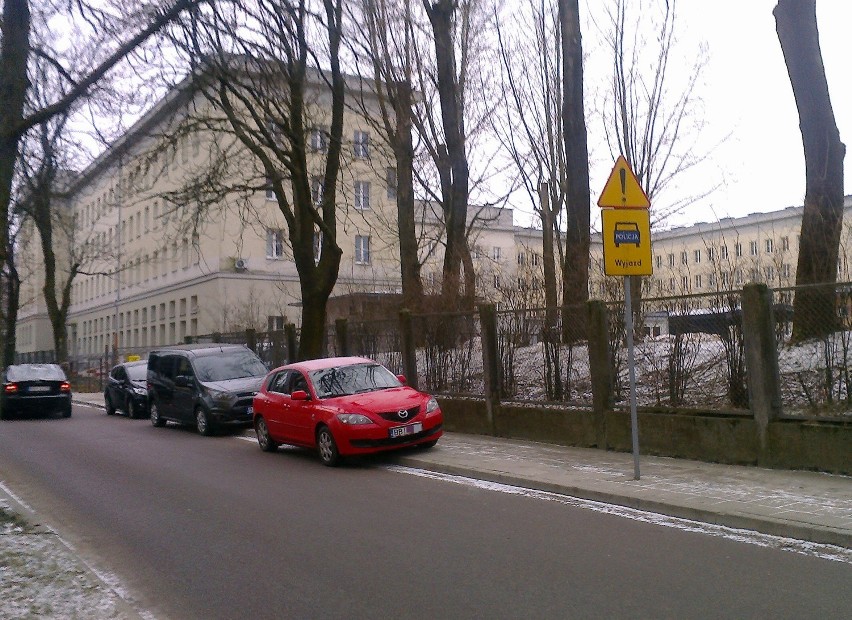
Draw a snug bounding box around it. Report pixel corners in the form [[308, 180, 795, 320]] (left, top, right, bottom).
[[393, 455, 852, 550]]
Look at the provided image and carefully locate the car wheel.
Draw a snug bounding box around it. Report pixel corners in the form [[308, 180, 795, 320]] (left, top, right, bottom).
[[105, 395, 116, 416], [62, 405, 72, 418], [195, 407, 214, 436], [126, 397, 139, 419], [418, 439, 438, 449], [316, 425, 341, 467], [255, 417, 279, 452], [150, 401, 166, 427]]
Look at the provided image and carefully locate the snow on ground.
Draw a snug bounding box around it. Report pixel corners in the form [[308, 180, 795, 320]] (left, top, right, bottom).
[[0, 502, 137, 619]]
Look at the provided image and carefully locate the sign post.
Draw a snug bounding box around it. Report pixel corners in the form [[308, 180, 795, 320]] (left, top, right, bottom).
[[597, 155, 651, 480]]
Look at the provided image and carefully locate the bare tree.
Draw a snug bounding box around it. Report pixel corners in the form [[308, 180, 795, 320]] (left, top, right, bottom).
[[418, 0, 484, 310], [493, 1, 564, 327], [595, 0, 715, 334], [558, 0, 591, 313], [774, 0, 846, 341], [0, 0, 204, 365], [351, 0, 424, 309], [169, 0, 347, 360]]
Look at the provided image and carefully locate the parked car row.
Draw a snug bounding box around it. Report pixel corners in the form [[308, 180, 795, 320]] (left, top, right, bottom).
[[98, 344, 444, 466]]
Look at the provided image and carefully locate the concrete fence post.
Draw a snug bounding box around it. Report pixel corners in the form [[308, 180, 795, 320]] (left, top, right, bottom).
[[270, 330, 284, 368], [284, 323, 297, 363], [479, 303, 500, 434], [245, 328, 257, 352], [335, 318, 349, 356], [742, 283, 782, 465], [587, 300, 614, 449], [399, 309, 419, 390]]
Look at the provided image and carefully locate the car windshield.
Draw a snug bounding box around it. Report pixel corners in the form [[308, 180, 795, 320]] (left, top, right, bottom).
[[193, 350, 267, 382], [6, 364, 67, 382], [126, 364, 148, 381], [309, 363, 401, 399]]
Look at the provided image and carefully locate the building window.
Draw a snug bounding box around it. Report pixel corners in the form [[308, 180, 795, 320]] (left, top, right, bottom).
[[681, 251, 688, 265], [354, 130, 369, 158], [749, 240, 758, 256], [707, 247, 715, 262], [681, 275, 689, 290], [668, 278, 675, 292], [493, 246, 501, 261], [667, 253, 675, 267], [268, 315, 285, 331], [694, 274, 702, 289], [355, 235, 371, 264], [781, 236, 790, 251], [708, 272, 716, 287], [782, 263, 791, 278], [694, 249, 701, 263], [765, 238, 774, 253], [310, 126, 327, 152], [765, 266, 775, 281], [265, 176, 275, 201], [311, 176, 324, 205], [721, 245, 728, 259], [735, 243, 742, 257], [354, 181, 371, 210], [655, 255, 662, 269], [493, 275, 501, 289], [267, 229, 285, 259], [386, 167, 397, 200], [518, 252, 526, 266], [721, 272, 730, 287]]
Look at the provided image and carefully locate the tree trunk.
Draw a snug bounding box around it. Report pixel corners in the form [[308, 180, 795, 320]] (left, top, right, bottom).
[[539, 182, 559, 327], [424, 0, 472, 310], [393, 79, 423, 309], [775, 0, 846, 341], [558, 0, 591, 338]]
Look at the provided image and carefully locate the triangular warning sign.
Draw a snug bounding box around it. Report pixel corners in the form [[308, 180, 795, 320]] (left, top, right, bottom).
[[597, 155, 650, 209]]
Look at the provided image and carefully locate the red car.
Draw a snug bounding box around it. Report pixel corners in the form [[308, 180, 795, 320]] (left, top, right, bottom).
[[252, 356, 443, 466]]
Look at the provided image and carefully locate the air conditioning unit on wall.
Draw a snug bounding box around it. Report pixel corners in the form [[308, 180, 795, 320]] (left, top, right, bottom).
[[234, 257, 249, 271]]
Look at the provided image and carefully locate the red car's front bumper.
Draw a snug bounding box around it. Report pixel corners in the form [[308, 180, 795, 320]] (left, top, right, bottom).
[[334, 414, 443, 456]]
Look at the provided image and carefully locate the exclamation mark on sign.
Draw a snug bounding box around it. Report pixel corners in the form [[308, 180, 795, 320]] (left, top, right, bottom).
[[619, 167, 626, 205]]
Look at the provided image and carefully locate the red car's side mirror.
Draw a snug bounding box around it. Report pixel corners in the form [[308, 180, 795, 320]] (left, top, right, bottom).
[[396, 375, 407, 385], [290, 389, 309, 401]]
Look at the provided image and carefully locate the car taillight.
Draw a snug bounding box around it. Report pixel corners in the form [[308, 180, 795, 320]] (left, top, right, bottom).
[[60, 382, 71, 393], [4, 383, 18, 394]]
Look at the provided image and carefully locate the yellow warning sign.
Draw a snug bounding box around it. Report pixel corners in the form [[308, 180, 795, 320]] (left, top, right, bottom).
[[597, 155, 650, 209], [602, 209, 653, 276]]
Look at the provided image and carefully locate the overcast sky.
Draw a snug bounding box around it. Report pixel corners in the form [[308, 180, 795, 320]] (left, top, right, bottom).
[[638, 1, 850, 227]]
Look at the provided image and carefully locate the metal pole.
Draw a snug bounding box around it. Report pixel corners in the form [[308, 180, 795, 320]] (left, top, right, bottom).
[[623, 275, 640, 479]]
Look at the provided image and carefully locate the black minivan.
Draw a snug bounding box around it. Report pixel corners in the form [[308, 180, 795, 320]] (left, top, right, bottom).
[[147, 344, 268, 436]]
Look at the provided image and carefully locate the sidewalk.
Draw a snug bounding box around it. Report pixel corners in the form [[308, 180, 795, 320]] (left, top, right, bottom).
[[72, 393, 852, 549]]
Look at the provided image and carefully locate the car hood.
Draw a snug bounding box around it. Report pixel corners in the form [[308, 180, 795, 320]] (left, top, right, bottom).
[[329, 387, 426, 413], [130, 379, 147, 390], [201, 376, 264, 394]]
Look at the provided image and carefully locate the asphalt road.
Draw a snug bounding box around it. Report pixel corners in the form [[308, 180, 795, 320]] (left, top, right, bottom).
[[1, 403, 850, 620]]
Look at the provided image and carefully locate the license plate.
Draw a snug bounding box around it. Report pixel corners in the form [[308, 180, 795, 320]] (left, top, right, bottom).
[[389, 422, 422, 438], [28, 386, 51, 393]]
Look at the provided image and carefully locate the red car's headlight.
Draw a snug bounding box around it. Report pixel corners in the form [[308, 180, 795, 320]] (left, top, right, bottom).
[[336, 413, 373, 425], [426, 397, 439, 413]]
